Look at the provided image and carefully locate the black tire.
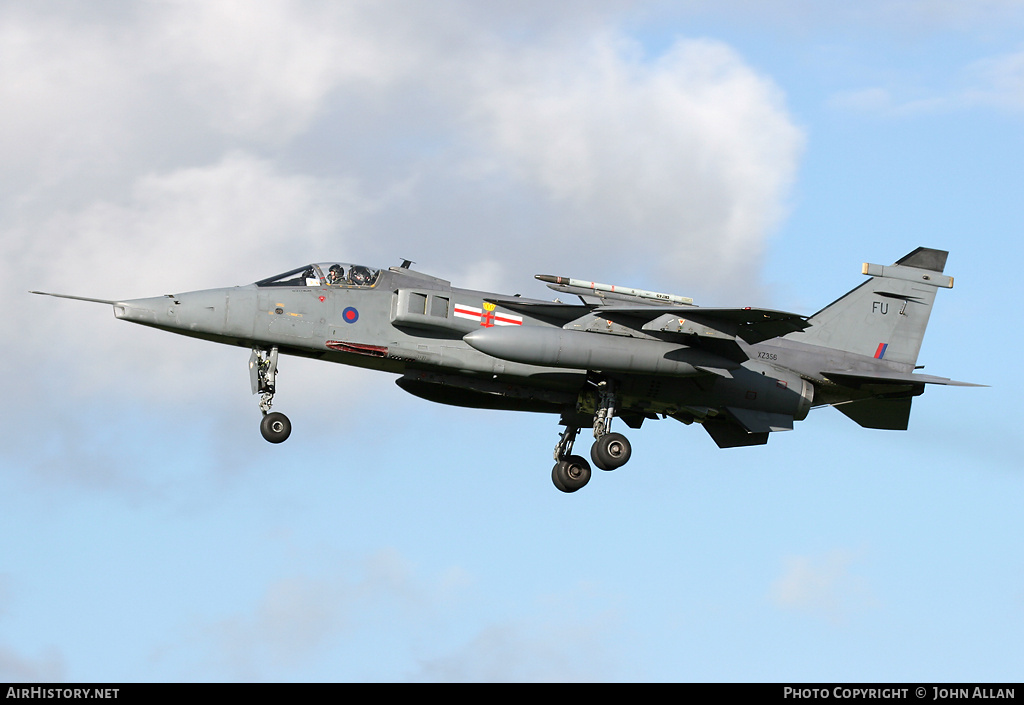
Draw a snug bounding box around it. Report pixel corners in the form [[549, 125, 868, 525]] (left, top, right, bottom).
[[260, 412, 292, 443], [591, 432, 631, 470], [551, 462, 569, 493], [552, 455, 591, 493]]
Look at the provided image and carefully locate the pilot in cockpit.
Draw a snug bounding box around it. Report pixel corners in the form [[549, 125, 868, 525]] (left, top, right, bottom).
[[327, 264, 345, 286], [349, 265, 372, 286]]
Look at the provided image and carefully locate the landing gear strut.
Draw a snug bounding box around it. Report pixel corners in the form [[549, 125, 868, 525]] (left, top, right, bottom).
[[250, 346, 291, 443], [589, 382, 631, 471]]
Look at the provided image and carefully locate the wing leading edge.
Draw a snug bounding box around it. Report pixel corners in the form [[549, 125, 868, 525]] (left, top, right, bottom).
[[597, 305, 810, 344]]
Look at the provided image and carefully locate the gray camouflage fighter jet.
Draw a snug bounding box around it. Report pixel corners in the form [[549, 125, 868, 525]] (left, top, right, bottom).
[[32, 247, 981, 492]]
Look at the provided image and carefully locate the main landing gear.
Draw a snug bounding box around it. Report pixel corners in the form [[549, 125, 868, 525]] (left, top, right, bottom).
[[592, 432, 631, 470], [551, 384, 633, 493], [250, 346, 291, 443], [590, 384, 631, 471], [552, 426, 591, 493]]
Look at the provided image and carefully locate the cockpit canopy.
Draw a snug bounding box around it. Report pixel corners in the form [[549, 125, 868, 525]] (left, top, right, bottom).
[[256, 263, 381, 289]]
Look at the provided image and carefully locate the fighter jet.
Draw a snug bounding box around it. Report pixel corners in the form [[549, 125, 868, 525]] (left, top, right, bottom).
[[32, 247, 980, 492]]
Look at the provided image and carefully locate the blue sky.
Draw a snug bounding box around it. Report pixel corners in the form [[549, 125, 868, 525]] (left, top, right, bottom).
[[2, 1, 1021, 682]]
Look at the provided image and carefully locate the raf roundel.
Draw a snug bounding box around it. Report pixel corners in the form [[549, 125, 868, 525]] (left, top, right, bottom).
[[342, 306, 359, 324]]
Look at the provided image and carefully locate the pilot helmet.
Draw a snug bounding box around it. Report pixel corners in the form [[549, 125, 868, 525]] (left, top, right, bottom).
[[350, 266, 370, 285]]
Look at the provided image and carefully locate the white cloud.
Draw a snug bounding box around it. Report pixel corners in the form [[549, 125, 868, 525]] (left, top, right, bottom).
[[3, 2, 804, 297], [827, 48, 1024, 118], [0, 646, 66, 683], [770, 549, 875, 624], [142, 1, 419, 141], [42, 151, 361, 293], [963, 50, 1024, 112], [461, 34, 802, 292], [0, 10, 138, 198], [8, 153, 365, 400], [0, 576, 65, 682], [188, 548, 453, 680], [0, 2, 419, 200], [413, 616, 619, 682], [174, 546, 616, 681]]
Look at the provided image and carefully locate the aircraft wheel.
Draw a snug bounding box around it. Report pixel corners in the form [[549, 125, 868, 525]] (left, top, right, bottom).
[[551, 455, 591, 493], [260, 412, 292, 443], [591, 432, 631, 471]]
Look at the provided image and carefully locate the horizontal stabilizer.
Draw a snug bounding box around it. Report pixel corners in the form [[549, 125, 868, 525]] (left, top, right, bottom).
[[821, 370, 986, 388], [834, 397, 913, 430]]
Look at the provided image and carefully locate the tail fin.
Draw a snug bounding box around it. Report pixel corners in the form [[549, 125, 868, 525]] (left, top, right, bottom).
[[786, 247, 953, 369]]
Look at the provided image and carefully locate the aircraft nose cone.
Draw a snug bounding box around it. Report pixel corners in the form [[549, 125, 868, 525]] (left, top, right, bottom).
[[113, 298, 165, 324], [113, 290, 231, 333], [111, 287, 255, 340]]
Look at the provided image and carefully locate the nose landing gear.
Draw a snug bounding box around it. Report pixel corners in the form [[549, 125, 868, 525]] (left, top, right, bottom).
[[260, 412, 291, 443], [250, 346, 291, 443]]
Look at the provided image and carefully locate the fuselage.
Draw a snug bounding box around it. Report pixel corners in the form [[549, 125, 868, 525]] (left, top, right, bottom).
[[108, 262, 829, 424]]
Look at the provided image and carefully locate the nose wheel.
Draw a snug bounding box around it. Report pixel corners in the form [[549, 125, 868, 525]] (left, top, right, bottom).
[[260, 411, 291, 443], [250, 346, 292, 443]]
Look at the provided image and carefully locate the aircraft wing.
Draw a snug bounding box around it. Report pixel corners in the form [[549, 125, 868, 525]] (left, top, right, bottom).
[[482, 297, 596, 326], [596, 305, 810, 344]]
